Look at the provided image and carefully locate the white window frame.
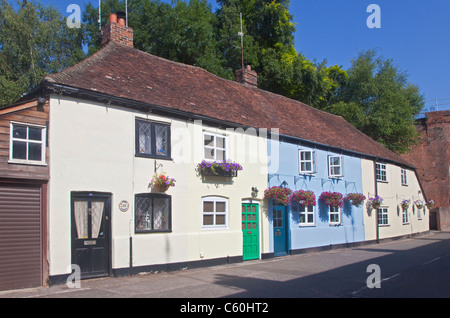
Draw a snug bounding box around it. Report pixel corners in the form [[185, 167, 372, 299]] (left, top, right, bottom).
[[401, 169, 408, 186], [202, 196, 228, 229], [402, 207, 409, 224], [9, 121, 46, 165], [376, 163, 387, 182], [328, 155, 343, 178], [299, 149, 316, 174], [377, 207, 389, 225], [298, 204, 315, 226], [329, 206, 341, 225], [203, 131, 227, 161]]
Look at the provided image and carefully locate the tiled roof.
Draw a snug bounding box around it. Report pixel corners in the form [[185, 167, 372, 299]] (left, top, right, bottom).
[[44, 42, 412, 167]]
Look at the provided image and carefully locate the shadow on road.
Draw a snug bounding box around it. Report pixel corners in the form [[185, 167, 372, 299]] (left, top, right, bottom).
[[212, 232, 450, 298]]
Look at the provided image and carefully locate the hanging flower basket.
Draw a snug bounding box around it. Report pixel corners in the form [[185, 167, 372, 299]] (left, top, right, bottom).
[[264, 186, 292, 206], [368, 196, 383, 209], [414, 200, 424, 209], [425, 200, 435, 209], [319, 191, 344, 208], [400, 199, 410, 210], [151, 172, 175, 193], [344, 193, 366, 207], [196, 160, 242, 177], [289, 190, 316, 206]]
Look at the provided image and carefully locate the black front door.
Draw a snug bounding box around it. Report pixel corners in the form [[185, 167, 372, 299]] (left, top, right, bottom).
[[71, 192, 111, 279]]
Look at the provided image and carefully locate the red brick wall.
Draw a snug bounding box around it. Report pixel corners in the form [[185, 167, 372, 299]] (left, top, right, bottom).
[[101, 22, 133, 48], [401, 111, 449, 208]]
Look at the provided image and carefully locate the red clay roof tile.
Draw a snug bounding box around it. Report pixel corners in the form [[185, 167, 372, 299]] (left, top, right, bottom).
[[45, 42, 412, 167]]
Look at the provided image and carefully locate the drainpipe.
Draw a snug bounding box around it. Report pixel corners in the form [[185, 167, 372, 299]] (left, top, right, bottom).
[[373, 159, 379, 243]]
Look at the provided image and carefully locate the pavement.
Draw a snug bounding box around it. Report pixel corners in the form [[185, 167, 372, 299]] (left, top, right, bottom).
[[1, 231, 449, 300]]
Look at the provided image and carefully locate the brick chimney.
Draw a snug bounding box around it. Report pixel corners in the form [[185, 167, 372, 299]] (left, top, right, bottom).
[[101, 13, 133, 48], [235, 64, 258, 87]]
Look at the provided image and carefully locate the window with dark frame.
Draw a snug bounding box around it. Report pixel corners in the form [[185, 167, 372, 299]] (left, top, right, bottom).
[[376, 163, 387, 182], [135, 194, 171, 233], [135, 119, 170, 159]]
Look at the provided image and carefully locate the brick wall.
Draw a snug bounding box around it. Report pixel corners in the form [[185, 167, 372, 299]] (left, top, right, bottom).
[[401, 111, 449, 208], [101, 21, 133, 48]]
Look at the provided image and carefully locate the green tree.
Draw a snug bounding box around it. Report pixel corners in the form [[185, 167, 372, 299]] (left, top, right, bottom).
[[0, 0, 85, 106], [83, 0, 125, 56], [84, 0, 226, 77], [326, 50, 424, 153]]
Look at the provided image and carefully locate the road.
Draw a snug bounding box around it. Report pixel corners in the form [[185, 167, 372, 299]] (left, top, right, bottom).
[[1, 231, 449, 301]]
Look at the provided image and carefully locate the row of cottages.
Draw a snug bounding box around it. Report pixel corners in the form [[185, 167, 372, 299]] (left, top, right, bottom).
[[0, 18, 429, 290]]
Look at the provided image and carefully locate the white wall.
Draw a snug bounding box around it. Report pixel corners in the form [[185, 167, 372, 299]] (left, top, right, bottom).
[[361, 159, 429, 241], [48, 95, 268, 276]]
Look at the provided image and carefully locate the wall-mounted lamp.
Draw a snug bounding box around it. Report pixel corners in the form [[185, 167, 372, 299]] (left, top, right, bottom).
[[251, 187, 259, 197]]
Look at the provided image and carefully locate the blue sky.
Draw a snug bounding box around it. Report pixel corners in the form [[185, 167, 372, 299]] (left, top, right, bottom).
[[43, 0, 450, 110]]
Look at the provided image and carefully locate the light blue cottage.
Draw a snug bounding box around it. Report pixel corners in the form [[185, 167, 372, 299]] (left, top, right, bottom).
[[265, 136, 366, 257]]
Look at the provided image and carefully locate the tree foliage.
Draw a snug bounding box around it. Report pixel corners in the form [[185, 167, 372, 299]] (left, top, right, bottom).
[[325, 50, 423, 153], [1, 0, 424, 153], [0, 0, 84, 106]]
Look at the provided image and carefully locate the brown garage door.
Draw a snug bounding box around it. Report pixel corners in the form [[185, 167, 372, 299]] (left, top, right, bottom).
[[0, 185, 42, 291]]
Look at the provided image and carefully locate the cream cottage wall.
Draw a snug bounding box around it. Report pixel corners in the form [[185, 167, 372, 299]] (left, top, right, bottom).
[[361, 159, 428, 242], [48, 95, 268, 280]]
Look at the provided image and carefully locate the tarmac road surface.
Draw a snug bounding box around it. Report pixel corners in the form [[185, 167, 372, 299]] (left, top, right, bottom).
[[1, 231, 449, 301]]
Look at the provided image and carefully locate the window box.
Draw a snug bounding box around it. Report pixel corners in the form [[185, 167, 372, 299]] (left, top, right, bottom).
[[196, 160, 242, 177]]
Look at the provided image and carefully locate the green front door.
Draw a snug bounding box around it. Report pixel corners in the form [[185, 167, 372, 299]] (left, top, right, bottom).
[[242, 203, 259, 260]]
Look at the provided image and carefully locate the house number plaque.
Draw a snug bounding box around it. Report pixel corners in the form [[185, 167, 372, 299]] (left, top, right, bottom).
[[119, 200, 130, 212]]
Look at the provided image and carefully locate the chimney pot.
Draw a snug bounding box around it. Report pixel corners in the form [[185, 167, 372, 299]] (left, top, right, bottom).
[[109, 13, 117, 23], [101, 13, 133, 48]]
